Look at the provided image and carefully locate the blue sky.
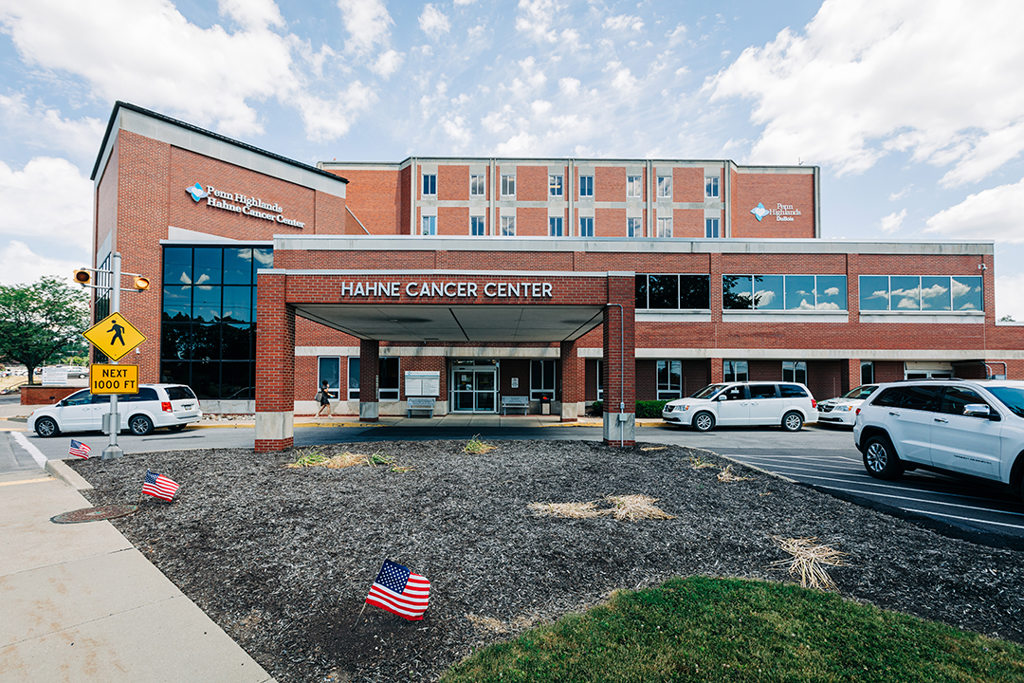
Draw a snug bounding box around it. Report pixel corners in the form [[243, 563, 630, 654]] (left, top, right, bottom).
[[1, 0, 1023, 319]]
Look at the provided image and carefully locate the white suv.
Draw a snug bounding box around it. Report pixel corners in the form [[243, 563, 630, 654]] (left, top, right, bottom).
[[29, 384, 202, 437], [853, 379, 1024, 499], [662, 381, 818, 432]]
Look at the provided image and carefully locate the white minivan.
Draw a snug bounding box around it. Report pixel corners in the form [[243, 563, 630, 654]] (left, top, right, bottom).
[[662, 381, 818, 432], [29, 384, 202, 437]]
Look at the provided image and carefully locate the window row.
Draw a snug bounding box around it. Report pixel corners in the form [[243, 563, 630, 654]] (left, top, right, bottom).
[[163, 246, 272, 287], [859, 275, 983, 312], [419, 215, 721, 238], [421, 172, 721, 200], [723, 274, 847, 311], [655, 359, 808, 399]]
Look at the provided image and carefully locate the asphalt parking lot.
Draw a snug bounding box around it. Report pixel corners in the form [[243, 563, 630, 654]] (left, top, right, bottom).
[[7, 417, 1024, 546]]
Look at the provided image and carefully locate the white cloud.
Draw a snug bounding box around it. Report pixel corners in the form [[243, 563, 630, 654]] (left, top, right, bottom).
[[879, 208, 906, 234], [293, 82, 378, 143], [706, 0, 1024, 184], [559, 77, 580, 96], [889, 185, 912, 201], [0, 94, 105, 164], [667, 23, 686, 45], [515, 0, 561, 43], [605, 61, 638, 92], [996, 271, 1024, 321], [0, 157, 92, 253], [441, 114, 471, 148], [925, 177, 1024, 242], [603, 14, 643, 32], [371, 49, 403, 78], [454, 0, 477, 4], [419, 4, 450, 35], [339, 0, 392, 55], [218, 0, 283, 30], [0, 240, 83, 287]]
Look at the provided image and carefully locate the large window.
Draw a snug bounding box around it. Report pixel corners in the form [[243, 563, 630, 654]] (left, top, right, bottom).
[[348, 357, 360, 400], [859, 275, 983, 312], [470, 174, 485, 197], [531, 359, 556, 399], [724, 274, 847, 311], [422, 173, 436, 196], [548, 217, 563, 237], [635, 274, 710, 310], [501, 174, 516, 197], [657, 175, 672, 198], [421, 215, 436, 235], [724, 360, 748, 382], [318, 357, 340, 399], [705, 176, 719, 199], [657, 360, 682, 399], [626, 175, 642, 198], [579, 216, 594, 237], [627, 217, 642, 238], [470, 215, 486, 236], [161, 245, 271, 399], [705, 218, 720, 238], [656, 217, 672, 238], [500, 215, 516, 236], [579, 175, 594, 197], [782, 361, 807, 384], [379, 357, 399, 400], [549, 174, 563, 197], [861, 361, 874, 385]]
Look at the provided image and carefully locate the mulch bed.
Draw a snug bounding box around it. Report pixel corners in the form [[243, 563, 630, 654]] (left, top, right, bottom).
[[71, 440, 1024, 682]]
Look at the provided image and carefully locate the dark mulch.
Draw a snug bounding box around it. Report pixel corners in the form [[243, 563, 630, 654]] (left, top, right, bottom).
[[71, 440, 1024, 682]]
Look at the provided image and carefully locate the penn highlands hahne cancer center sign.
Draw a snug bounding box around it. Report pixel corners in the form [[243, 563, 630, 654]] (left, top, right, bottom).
[[186, 182, 307, 228]]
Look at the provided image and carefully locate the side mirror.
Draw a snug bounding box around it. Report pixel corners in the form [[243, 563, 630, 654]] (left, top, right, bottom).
[[717, 394, 728, 401], [963, 403, 998, 420]]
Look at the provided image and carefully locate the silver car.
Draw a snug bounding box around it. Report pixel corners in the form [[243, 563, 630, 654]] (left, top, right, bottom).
[[817, 384, 879, 427]]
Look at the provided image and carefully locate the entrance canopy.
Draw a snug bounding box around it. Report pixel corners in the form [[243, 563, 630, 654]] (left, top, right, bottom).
[[294, 303, 605, 342]]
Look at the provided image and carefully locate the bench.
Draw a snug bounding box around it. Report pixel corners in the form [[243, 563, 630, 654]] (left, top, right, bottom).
[[406, 397, 435, 418], [501, 395, 530, 415]]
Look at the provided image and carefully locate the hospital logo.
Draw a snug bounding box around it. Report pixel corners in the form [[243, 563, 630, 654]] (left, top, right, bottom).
[[750, 202, 770, 222], [186, 183, 208, 202]]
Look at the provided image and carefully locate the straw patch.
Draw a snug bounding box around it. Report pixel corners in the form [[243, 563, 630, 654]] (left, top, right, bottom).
[[527, 501, 604, 518], [286, 449, 400, 470], [717, 464, 751, 482], [771, 536, 848, 591], [464, 435, 497, 454], [605, 495, 676, 521], [640, 445, 667, 452], [688, 456, 717, 470]]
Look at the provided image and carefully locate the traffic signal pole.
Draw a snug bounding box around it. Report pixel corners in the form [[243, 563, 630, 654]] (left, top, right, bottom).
[[101, 252, 122, 460]]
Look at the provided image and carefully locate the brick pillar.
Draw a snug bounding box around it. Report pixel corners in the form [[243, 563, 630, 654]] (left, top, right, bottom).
[[603, 273, 636, 447], [560, 339, 584, 422], [710, 358, 724, 384], [844, 358, 861, 391], [359, 339, 380, 421], [255, 272, 295, 452]]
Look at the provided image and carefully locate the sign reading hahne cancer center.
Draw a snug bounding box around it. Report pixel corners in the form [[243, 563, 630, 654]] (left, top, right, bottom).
[[750, 202, 802, 222], [186, 183, 306, 228], [341, 280, 554, 299]]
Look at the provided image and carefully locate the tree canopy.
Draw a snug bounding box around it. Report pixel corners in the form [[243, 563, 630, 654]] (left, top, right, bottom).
[[0, 276, 89, 384]]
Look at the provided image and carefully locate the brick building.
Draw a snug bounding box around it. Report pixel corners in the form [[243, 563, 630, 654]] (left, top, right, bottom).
[[90, 102, 1022, 451]]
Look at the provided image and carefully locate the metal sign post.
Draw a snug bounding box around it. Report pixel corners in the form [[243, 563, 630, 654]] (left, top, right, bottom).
[[102, 252, 123, 461]]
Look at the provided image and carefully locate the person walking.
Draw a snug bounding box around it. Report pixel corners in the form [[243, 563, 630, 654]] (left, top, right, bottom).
[[316, 380, 333, 417]]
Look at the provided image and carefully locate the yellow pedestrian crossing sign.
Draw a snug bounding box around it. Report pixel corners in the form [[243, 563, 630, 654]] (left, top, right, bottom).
[[83, 312, 146, 361]]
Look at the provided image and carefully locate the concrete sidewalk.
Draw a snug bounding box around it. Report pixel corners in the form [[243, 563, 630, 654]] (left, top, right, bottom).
[[0, 466, 273, 682]]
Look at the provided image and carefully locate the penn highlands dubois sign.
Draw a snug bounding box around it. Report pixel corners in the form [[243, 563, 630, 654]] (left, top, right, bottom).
[[186, 183, 306, 228]]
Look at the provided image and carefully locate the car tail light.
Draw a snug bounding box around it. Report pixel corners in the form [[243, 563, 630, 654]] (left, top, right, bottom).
[[855, 407, 861, 416], [161, 401, 172, 412], [811, 399, 817, 409]]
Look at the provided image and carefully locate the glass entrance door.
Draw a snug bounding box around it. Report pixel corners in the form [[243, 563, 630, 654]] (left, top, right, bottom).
[[451, 363, 498, 413]]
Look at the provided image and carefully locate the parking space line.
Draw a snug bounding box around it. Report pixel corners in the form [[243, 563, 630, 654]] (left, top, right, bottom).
[[900, 508, 1024, 531], [722, 452, 862, 464], [734, 460, 860, 475], [823, 486, 1024, 517]]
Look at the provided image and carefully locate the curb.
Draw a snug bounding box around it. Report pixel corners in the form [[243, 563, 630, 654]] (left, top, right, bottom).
[[44, 458, 94, 491]]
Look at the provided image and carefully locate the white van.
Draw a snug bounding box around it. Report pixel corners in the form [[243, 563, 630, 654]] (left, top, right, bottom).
[[29, 384, 202, 437], [662, 381, 818, 432]]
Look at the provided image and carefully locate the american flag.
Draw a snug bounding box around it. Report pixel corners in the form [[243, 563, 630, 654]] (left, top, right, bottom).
[[68, 439, 91, 459], [365, 560, 431, 621], [142, 470, 180, 502]]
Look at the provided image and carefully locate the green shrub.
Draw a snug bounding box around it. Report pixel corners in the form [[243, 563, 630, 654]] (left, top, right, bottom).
[[635, 400, 669, 418], [588, 400, 603, 416]]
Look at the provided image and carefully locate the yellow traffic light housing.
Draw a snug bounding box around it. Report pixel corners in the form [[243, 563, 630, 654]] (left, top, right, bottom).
[[133, 276, 150, 291], [73, 269, 91, 285]]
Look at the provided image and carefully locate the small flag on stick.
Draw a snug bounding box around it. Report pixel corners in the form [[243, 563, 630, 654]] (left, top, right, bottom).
[[68, 439, 91, 459], [142, 470, 179, 501], [364, 560, 430, 621]]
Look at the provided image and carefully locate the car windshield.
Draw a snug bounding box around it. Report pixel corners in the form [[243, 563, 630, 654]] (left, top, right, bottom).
[[691, 384, 727, 399], [842, 385, 878, 400], [986, 386, 1024, 418]]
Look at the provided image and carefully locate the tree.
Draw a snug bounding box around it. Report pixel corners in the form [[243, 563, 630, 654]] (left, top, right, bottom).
[[0, 276, 89, 384]]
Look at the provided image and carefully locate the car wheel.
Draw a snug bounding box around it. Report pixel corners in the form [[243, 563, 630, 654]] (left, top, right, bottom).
[[34, 416, 59, 438], [128, 414, 154, 436], [782, 411, 803, 432], [168, 423, 187, 432], [692, 411, 716, 432], [863, 435, 903, 480]]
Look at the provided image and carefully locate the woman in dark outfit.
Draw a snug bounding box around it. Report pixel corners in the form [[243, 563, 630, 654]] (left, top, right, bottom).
[[316, 380, 332, 417]]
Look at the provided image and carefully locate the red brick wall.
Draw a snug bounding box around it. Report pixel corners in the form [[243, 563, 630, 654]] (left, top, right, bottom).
[[438, 165, 469, 201], [731, 171, 815, 238], [329, 168, 401, 234], [673, 167, 704, 203], [516, 166, 548, 202], [595, 167, 625, 202]]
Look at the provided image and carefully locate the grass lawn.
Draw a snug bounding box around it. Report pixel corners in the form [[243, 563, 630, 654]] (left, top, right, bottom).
[[444, 576, 1024, 682]]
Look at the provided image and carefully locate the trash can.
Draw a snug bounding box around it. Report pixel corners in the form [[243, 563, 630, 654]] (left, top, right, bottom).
[[540, 395, 551, 415]]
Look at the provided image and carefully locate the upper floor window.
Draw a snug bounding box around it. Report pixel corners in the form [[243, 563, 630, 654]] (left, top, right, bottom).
[[859, 275, 983, 312], [635, 274, 710, 310], [579, 217, 594, 237], [656, 217, 672, 238], [422, 173, 436, 196], [579, 175, 594, 197], [627, 175, 642, 198], [657, 175, 672, 199], [627, 217, 642, 238], [549, 174, 563, 197], [724, 274, 848, 311], [705, 176, 719, 199], [500, 215, 516, 236], [705, 218, 720, 238], [470, 174, 485, 197], [548, 217, 563, 236], [501, 174, 515, 197], [421, 215, 436, 236], [470, 215, 486, 236]]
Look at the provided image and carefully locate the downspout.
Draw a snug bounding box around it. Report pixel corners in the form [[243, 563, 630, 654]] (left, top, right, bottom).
[[606, 302, 625, 447]]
